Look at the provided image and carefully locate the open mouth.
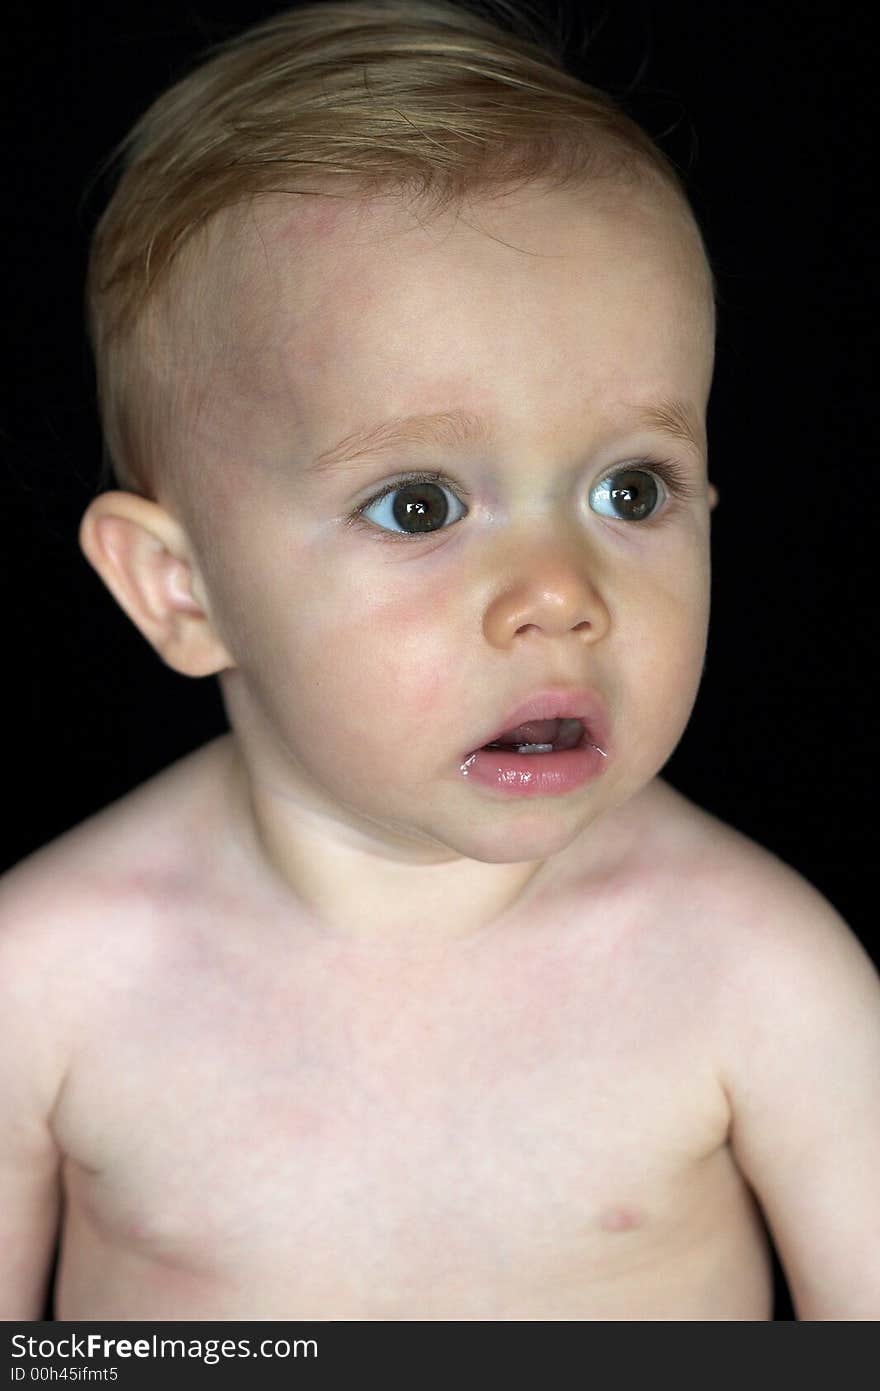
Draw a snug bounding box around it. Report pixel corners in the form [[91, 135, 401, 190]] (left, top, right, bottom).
[[482, 717, 587, 755]]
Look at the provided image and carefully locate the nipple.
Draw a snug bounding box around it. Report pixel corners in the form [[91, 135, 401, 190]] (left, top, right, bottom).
[[598, 1205, 642, 1233]]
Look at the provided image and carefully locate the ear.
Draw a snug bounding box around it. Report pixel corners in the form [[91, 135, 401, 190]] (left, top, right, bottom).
[[78, 491, 235, 677], [708, 483, 720, 511]]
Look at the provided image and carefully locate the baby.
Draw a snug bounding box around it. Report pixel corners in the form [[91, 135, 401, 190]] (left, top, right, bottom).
[[2, 0, 878, 1322]]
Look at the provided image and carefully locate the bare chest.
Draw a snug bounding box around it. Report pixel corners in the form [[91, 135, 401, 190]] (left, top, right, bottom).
[[53, 914, 767, 1318]]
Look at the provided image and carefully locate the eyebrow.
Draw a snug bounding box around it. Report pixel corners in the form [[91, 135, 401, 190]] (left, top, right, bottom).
[[307, 397, 705, 477]]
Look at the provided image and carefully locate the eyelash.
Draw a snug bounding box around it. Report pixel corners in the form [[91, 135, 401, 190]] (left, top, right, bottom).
[[346, 458, 701, 543]]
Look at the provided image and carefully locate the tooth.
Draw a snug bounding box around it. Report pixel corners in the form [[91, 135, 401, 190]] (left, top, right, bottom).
[[516, 743, 554, 753]]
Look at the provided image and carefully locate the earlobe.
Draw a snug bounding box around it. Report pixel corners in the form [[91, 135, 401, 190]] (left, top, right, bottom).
[[78, 491, 235, 677], [708, 483, 720, 511]]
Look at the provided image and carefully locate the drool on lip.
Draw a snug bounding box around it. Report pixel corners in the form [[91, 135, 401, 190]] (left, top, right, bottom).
[[459, 731, 608, 798]]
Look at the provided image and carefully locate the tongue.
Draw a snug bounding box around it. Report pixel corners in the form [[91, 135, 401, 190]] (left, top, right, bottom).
[[493, 719, 562, 746]]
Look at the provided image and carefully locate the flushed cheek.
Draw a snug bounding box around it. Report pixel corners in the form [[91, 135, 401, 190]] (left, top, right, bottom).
[[321, 590, 457, 733], [272, 582, 461, 774]]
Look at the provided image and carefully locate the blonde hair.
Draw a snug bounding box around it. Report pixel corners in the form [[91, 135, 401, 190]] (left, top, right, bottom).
[[85, 0, 706, 498]]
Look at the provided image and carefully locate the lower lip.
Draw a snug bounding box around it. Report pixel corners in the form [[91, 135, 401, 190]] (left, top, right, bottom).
[[459, 739, 610, 798]]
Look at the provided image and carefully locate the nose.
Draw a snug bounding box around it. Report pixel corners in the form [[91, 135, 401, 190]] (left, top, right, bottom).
[[482, 544, 610, 649]]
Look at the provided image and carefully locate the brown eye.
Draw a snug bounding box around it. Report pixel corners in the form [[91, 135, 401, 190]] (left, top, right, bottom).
[[359, 478, 466, 535], [590, 467, 663, 522]]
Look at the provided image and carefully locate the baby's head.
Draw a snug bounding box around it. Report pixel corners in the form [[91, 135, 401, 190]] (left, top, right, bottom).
[[80, 0, 718, 870]]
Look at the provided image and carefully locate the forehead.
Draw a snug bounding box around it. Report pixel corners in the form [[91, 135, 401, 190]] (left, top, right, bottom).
[[183, 178, 714, 459]]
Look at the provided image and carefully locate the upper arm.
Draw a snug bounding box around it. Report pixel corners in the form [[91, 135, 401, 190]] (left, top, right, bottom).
[[718, 864, 880, 1320], [0, 870, 68, 1319]]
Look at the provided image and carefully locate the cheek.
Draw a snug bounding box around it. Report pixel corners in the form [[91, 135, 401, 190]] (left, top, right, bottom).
[[233, 546, 457, 742], [623, 561, 710, 738], [318, 580, 454, 722]]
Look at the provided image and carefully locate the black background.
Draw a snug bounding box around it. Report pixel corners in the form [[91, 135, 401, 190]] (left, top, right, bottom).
[[3, 0, 876, 1324]]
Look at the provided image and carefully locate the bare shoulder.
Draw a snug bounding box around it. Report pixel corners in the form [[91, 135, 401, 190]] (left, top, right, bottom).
[[643, 775, 868, 944], [3, 734, 233, 900], [0, 734, 235, 986], [642, 777, 878, 1053]]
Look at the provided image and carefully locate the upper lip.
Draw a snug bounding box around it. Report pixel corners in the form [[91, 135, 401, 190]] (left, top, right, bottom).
[[469, 686, 611, 755]]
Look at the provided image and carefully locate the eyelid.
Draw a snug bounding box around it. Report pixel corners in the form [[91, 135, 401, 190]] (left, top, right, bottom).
[[622, 456, 703, 503], [352, 468, 469, 507]]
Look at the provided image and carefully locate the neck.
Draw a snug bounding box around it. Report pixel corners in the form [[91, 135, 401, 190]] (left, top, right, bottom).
[[219, 736, 550, 948]]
